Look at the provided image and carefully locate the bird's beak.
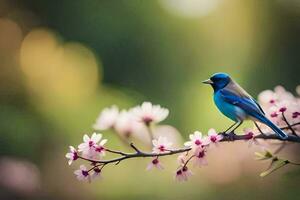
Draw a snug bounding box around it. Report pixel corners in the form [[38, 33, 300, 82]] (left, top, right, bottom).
[[202, 79, 213, 84]]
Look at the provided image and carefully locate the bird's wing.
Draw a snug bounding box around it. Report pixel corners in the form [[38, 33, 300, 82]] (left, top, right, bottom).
[[251, 98, 265, 115], [219, 88, 265, 116], [224, 80, 265, 114]]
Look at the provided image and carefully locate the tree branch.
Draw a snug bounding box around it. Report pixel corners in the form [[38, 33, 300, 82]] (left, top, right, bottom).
[[221, 132, 300, 142], [78, 129, 300, 167], [79, 147, 191, 165], [281, 122, 300, 130]]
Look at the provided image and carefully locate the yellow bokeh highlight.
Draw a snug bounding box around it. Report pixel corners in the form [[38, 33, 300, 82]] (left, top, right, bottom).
[[0, 18, 23, 94], [20, 28, 100, 107], [159, 0, 222, 18]]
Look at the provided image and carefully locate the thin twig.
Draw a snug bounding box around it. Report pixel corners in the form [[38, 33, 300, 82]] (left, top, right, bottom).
[[281, 122, 300, 130], [78, 147, 191, 165], [183, 155, 196, 168], [130, 143, 142, 153], [281, 112, 298, 137], [105, 149, 127, 156], [288, 161, 300, 166], [273, 142, 286, 154], [254, 121, 265, 135], [88, 164, 104, 172]]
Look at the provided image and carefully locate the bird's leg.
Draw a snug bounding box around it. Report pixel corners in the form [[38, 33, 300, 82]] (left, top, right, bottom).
[[221, 122, 238, 141], [222, 122, 238, 134], [231, 121, 243, 133], [254, 121, 265, 136], [221, 121, 243, 140], [224, 121, 243, 141]]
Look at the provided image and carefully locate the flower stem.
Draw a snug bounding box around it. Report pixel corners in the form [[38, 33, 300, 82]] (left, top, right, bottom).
[[288, 161, 300, 166], [281, 112, 298, 137], [146, 124, 154, 142]]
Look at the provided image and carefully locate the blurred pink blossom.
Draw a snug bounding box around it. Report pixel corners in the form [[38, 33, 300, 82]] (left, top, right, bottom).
[[93, 105, 119, 130], [78, 133, 107, 159], [152, 136, 172, 153], [184, 131, 209, 151], [0, 158, 40, 195], [74, 165, 90, 182], [146, 158, 164, 170], [132, 102, 169, 125], [175, 166, 193, 182], [65, 146, 78, 165]]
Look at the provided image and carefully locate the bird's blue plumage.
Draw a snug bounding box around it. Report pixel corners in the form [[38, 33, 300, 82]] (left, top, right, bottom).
[[219, 89, 264, 119], [204, 72, 288, 139], [214, 91, 246, 122]]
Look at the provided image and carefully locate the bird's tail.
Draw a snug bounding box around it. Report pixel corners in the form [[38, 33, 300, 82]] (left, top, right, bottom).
[[255, 114, 288, 139]]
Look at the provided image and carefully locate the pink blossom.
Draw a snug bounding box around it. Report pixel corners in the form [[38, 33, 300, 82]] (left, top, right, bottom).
[[93, 105, 119, 130], [177, 154, 188, 166], [206, 128, 223, 145], [65, 146, 78, 165], [276, 101, 291, 113], [292, 112, 300, 119], [258, 90, 278, 108], [258, 86, 295, 110], [193, 147, 208, 167], [274, 86, 294, 101], [94, 143, 107, 157], [78, 133, 107, 158], [91, 167, 102, 180], [115, 110, 144, 138], [265, 106, 284, 127], [74, 165, 90, 182], [184, 131, 210, 151], [132, 102, 169, 125], [175, 166, 193, 182], [257, 86, 300, 134], [152, 136, 172, 153], [0, 158, 40, 194], [243, 128, 259, 147], [146, 158, 164, 170]]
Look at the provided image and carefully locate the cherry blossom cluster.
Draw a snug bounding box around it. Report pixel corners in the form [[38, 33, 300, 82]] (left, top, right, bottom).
[[258, 85, 300, 135], [173, 129, 222, 181], [66, 133, 107, 182], [92, 102, 169, 141], [66, 102, 173, 182], [66, 86, 300, 183]]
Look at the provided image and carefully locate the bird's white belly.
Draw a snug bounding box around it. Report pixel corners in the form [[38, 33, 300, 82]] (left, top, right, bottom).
[[233, 106, 247, 121]]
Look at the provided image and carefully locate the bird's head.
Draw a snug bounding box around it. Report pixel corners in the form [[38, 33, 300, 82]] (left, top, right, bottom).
[[202, 72, 231, 91]]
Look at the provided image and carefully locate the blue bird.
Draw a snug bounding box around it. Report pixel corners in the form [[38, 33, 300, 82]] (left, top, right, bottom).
[[202, 72, 288, 139]]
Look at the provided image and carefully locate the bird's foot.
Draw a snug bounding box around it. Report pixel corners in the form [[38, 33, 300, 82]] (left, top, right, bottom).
[[228, 132, 237, 141], [220, 132, 228, 137], [221, 132, 236, 141]]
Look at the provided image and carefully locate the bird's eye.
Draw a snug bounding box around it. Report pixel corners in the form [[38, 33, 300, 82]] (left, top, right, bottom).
[[212, 77, 220, 82]]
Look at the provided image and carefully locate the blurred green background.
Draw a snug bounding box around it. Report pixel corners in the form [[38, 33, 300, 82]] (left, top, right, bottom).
[[0, 0, 299, 199]]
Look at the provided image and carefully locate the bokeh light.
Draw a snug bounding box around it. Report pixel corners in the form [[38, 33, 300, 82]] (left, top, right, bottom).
[[20, 28, 99, 107], [159, 0, 222, 18]]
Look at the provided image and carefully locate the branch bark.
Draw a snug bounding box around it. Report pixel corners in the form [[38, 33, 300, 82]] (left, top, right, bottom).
[[78, 122, 300, 167]]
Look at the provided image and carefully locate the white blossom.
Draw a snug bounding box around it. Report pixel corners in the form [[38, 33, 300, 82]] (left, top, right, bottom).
[[132, 102, 169, 125], [93, 105, 119, 130], [65, 146, 78, 165], [74, 165, 90, 182], [78, 133, 107, 158], [152, 136, 172, 153]]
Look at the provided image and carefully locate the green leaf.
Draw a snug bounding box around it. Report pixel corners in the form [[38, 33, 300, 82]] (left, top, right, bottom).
[[255, 150, 273, 160], [260, 159, 289, 177]]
